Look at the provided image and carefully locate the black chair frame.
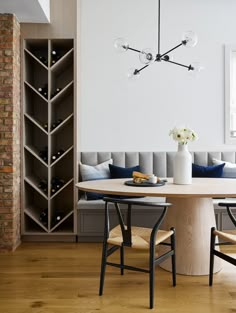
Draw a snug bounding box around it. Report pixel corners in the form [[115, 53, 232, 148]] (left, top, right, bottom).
[[99, 197, 176, 309], [209, 202, 236, 286]]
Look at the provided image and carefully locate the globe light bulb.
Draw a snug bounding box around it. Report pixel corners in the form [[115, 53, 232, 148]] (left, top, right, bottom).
[[182, 31, 198, 48], [114, 38, 129, 53], [188, 62, 204, 77], [139, 49, 154, 64], [127, 68, 140, 80]]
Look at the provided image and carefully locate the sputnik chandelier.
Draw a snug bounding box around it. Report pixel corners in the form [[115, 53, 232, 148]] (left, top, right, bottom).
[[114, 0, 202, 78]]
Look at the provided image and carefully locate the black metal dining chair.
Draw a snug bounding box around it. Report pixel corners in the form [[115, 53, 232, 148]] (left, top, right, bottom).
[[99, 197, 176, 309], [209, 202, 236, 286]]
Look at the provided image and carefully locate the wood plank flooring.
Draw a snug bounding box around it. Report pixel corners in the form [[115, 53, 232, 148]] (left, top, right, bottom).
[[0, 242, 235, 313]]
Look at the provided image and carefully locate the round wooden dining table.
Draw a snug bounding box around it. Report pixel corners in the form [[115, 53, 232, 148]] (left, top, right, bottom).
[[76, 177, 236, 276]]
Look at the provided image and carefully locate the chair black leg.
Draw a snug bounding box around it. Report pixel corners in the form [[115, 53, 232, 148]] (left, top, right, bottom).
[[120, 245, 124, 275], [209, 227, 216, 286], [149, 245, 155, 309], [170, 228, 176, 286], [99, 240, 108, 295]]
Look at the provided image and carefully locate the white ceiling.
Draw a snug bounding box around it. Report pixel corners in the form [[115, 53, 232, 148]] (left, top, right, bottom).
[[0, 0, 50, 23]]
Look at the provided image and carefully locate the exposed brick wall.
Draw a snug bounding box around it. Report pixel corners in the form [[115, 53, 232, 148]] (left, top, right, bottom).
[[0, 14, 21, 252]]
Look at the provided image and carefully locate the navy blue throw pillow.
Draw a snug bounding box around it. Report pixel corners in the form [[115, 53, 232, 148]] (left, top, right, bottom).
[[86, 192, 104, 201], [109, 164, 140, 178], [192, 163, 225, 178], [109, 164, 143, 199]]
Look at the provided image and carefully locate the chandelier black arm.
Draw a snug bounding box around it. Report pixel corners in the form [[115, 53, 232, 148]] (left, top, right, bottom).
[[136, 64, 150, 73], [158, 0, 161, 55], [162, 58, 191, 70], [160, 42, 184, 58], [127, 47, 142, 53]]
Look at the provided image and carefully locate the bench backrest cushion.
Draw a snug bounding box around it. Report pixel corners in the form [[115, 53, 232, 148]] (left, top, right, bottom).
[[79, 151, 236, 181]]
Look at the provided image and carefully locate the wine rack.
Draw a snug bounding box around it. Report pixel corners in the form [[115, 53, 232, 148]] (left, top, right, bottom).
[[22, 39, 76, 241]]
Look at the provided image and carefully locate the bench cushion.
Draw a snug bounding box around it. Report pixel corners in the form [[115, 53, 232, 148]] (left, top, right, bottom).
[[78, 196, 166, 210]]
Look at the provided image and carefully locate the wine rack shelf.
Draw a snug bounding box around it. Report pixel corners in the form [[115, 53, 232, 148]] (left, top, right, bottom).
[[22, 39, 76, 241]]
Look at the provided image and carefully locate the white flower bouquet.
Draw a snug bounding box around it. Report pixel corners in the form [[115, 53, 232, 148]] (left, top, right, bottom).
[[169, 127, 198, 145]]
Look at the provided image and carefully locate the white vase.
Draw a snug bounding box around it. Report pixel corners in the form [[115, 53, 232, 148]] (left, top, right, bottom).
[[173, 143, 192, 185]]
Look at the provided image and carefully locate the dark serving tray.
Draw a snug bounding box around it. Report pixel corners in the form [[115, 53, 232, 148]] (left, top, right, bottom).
[[124, 180, 166, 187]]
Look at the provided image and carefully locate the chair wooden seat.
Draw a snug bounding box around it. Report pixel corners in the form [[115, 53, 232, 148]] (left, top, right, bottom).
[[108, 225, 174, 250], [213, 229, 236, 244]]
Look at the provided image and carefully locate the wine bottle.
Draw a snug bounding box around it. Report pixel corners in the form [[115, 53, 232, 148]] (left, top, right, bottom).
[[51, 177, 65, 193], [51, 154, 57, 162], [39, 208, 48, 226], [38, 56, 48, 66], [56, 119, 63, 126], [55, 178, 65, 190], [38, 179, 48, 193], [51, 87, 61, 99], [43, 123, 48, 131], [51, 176, 60, 185], [51, 186, 57, 194], [51, 176, 60, 194], [51, 122, 57, 130], [51, 118, 63, 130], [39, 151, 47, 162], [43, 90, 48, 98], [38, 179, 47, 188], [56, 149, 65, 157], [38, 84, 48, 99], [51, 148, 65, 162], [39, 147, 48, 163], [53, 211, 64, 225], [51, 50, 61, 65]]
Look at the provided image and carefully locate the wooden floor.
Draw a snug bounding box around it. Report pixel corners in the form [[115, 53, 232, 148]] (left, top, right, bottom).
[[0, 242, 235, 313]]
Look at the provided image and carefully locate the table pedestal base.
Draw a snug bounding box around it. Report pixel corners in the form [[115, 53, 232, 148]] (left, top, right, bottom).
[[159, 197, 222, 275]]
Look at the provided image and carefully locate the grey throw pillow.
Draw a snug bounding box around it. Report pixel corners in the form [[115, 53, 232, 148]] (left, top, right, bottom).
[[79, 159, 113, 200]]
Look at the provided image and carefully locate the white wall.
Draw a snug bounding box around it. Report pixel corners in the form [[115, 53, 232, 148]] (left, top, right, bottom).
[[79, 0, 236, 152]]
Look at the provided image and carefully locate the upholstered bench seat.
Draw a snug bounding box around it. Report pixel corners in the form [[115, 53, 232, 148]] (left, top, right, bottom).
[[78, 195, 166, 210], [77, 151, 236, 242]]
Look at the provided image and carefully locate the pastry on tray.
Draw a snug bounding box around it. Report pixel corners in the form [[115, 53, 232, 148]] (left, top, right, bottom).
[[132, 171, 160, 184]]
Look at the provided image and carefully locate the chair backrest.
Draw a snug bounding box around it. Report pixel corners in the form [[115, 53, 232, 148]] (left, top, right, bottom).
[[103, 197, 171, 247], [219, 202, 236, 228]]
